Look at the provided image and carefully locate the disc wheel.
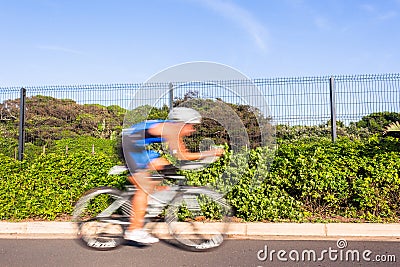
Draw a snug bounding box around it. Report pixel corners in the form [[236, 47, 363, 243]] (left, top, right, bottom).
[[165, 188, 233, 251], [73, 187, 130, 250]]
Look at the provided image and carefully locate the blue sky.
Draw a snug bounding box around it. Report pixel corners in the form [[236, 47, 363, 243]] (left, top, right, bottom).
[[1, 0, 400, 86]]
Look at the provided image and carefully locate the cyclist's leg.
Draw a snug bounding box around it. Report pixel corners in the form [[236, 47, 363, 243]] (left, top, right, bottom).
[[128, 156, 170, 231]]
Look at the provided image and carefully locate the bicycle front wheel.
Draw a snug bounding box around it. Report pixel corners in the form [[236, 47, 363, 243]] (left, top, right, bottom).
[[73, 187, 130, 250], [165, 188, 233, 251]]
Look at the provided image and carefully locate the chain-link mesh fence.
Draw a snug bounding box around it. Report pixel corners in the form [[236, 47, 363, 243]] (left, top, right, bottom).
[[1, 73, 399, 159]]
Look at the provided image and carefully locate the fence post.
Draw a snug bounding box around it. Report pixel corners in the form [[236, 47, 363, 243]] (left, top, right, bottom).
[[329, 77, 337, 142], [169, 82, 174, 110], [18, 88, 26, 160]]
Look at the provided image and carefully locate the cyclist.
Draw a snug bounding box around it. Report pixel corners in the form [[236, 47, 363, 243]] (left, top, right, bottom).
[[122, 107, 224, 244]]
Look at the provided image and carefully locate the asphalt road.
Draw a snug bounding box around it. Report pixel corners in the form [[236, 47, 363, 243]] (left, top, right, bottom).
[[0, 238, 399, 267]]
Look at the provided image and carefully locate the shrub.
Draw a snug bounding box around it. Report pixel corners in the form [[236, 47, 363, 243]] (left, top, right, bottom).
[[269, 136, 400, 221], [183, 135, 400, 222], [0, 152, 126, 220], [1, 123, 400, 222], [355, 112, 400, 133], [183, 146, 306, 222]]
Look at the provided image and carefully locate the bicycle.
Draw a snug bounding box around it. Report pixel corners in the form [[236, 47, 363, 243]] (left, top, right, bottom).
[[72, 156, 233, 252]]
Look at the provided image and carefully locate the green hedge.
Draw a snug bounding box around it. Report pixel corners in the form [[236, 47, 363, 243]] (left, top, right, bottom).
[[0, 152, 126, 220], [268, 136, 400, 222], [1, 135, 399, 222], [183, 135, 400, 222]]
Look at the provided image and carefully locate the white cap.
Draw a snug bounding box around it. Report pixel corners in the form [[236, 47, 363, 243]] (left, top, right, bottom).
[[168, 107, 202, 124]]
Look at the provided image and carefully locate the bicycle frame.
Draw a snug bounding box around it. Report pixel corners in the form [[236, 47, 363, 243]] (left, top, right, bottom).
[[73, 161, 232, 251], [94, 184, 222, 224]]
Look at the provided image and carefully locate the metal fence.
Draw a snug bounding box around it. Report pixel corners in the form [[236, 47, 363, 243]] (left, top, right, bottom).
[[255, 74, 400, 125], [2, 73, 399, 124], [1, 73, 399, 158]]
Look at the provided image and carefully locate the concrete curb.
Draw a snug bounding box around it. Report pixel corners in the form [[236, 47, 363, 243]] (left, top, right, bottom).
[[1, 222, 400, 240]]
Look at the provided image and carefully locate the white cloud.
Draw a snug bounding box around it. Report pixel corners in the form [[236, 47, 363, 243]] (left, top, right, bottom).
[[314, 16, 331, 30], [194, 0, 268, 51], [378, 11, 398, 20], [360, 4, 375, 13], [359, 3, 398, 21], [36, 45, 84, 55]]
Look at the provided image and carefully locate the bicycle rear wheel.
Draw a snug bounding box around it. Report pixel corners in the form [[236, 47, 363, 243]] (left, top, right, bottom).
[[165, 188, 233, 251], [73, 187, 130, 250]]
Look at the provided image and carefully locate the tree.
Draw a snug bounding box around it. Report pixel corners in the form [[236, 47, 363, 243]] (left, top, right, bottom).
[[0, 95, 126, 146], [355, 112, 400, 134], [384, 121, 400, 138], [172, 91, 273, 150]]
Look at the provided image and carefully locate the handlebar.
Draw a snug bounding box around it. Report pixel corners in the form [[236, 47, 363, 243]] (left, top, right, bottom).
[[178, 156, 219, 170], [108, 156, 220, 175]]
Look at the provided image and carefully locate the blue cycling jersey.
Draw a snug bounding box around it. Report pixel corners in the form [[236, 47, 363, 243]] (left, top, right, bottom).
[[127, 120, 167, 146], [124, 120, 169, 170]]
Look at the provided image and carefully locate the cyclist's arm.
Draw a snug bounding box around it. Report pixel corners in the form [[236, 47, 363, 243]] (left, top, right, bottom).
[[170, 137, 221, 161], [148, 122, 223, 161]]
